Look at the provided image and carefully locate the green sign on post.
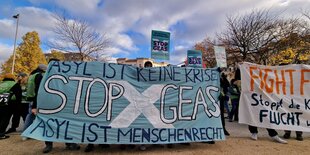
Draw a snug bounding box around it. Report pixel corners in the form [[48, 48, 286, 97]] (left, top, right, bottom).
[[151, 30, 170, 60], [187, 50, 203, 68]]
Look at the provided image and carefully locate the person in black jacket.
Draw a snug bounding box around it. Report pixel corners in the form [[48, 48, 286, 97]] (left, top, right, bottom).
[[0, 73, 22, 139], [220, 71, 230, 136], [228, 79, 240, 122], [6, 72, 28, 134]]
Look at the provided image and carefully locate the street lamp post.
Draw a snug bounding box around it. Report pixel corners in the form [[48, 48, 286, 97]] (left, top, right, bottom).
[[11, 14, 19, 74]]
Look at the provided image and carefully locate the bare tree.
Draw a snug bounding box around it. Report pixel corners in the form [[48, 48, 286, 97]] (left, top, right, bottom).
[[49, 14, 110, 61], [219, 9, 280, 64], [301, 9, 310, 38], [273, 18, 308, 45], [196, 9, 309, 65], [301, 9, 310, 21]]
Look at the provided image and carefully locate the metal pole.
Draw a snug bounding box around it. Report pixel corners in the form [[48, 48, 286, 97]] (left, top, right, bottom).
[[11, 14, 19, 74]]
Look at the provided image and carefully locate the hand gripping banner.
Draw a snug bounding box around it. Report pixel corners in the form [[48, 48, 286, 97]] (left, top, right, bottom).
[[22, 61, 224, 144]]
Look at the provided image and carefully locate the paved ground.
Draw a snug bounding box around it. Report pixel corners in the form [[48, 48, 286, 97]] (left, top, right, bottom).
[[1, 116, 310, 155]]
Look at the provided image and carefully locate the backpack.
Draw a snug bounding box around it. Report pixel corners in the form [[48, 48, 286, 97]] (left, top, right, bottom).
[[26, 73, 39, 98], [0, 81, 16, 106]]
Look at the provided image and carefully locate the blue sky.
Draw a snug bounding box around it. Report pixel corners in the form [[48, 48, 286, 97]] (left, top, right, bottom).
[[0, 0, 309, 65]]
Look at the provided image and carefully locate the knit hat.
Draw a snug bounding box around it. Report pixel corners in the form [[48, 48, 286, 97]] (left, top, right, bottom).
[[38, 64, 47, 71], [3, 73, 15, 80], [17, 72, 27, 77]]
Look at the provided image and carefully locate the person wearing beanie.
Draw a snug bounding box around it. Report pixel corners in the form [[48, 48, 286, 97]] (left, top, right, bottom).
[[22, 65, 47, 140], [28, 62, 80, 153], [38, 64, 47, 71], [25, 65, 48, 147], [28, 64, 47, 110], [0, 73, 22, 139], [6, 72, 29, 134]]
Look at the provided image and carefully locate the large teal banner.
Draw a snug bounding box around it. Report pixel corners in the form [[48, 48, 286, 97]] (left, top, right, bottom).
[[22, 61, 224, 144], [151, 30, 170, 60]]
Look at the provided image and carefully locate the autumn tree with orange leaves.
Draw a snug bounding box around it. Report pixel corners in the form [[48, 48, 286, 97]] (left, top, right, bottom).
[[1, 31, 47, 75]]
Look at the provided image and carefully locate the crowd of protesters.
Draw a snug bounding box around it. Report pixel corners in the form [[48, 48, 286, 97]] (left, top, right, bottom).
[[0, 62, 306, 153]]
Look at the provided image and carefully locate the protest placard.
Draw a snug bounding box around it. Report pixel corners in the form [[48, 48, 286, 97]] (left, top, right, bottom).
[[187, 50, 203, 68], [151, 30, 170, 60], [214, 46, 227, 68]]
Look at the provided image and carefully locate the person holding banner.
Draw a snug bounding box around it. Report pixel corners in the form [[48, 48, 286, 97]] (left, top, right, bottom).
[[277, 63, 304, 141], [6, 72, 28, 134], [248, 125, 287, 144], [27, 64, 52, 151], [84, 144, 110, 153], [202, 68, 226, 145], [283, 131, 303, 141], [220, 72, 230, 136], [0, 73, 22, 140], [220, 73, 231, 118], [29, 63, 81, 153], [234, 65, 241, 81], [22, 69, 42, 140], [228, 78, 240, 122], [236, 62, 287, 144], [115, 61, 153, 151], [137, 61, 153, 151]]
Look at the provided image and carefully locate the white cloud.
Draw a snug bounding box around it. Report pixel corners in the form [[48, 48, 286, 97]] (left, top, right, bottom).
[[1, 0, 309, 64], [168, 44, 190, 65], [54, 0, 101, 17], [100, 56, 117, 63], [29, 0, 101, 17], [0, 43, 13, 66], [0, 6, 55, 42], [113, 34, 138, 51], [96, 0, 283, 57], [15, 7, 55, 39], [279, 0, 290, 6], [28, 0, 46, 5], [0, 19, 15, 39], [174, 45, 187, 51], [62, 0, 308, 63], [105, 47, 129, 56], [16, 7, 54, 30]]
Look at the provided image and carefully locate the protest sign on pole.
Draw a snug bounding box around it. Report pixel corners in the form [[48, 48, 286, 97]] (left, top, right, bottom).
[[22, 61, 224, 144], [187, 50, 202, 68], [214, 46, 227, 68], [239, 62, 310, 132], [151, 30, 170, 60]]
